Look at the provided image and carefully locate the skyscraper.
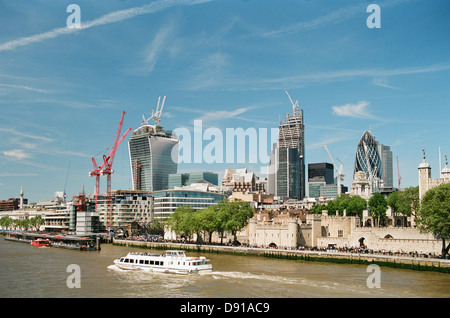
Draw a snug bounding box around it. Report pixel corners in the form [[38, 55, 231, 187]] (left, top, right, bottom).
[[377, 143, 393, 188], [353, 130, 383, 192], [267, 92, 305, 200], [128, 97, 179, 192]]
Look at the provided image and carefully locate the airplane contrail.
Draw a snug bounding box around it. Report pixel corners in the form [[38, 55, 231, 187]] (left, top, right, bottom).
[[0, 0, 211, 52]]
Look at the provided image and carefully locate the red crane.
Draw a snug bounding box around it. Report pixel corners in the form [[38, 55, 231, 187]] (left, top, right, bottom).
[[89, 111, 131, 235]]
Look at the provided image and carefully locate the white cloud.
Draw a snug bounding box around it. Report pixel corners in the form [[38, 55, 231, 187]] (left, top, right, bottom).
[[199, 106, 253, 122], [0, 128, 54, 142], [0, 0, 211, 52], [332, 101, 375, 119], [0, 83, 51, 93], [261, 5, 362, 38], [186, 52, 229, 90], [140, 22, 179, 74], [3, 149, 31, 160], [372, 77, 400, 90]]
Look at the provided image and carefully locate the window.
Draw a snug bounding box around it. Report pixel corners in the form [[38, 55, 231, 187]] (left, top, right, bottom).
[[145, 260, 149, 265], [140, 260, 144, 264], [338, 230, 343, 237]]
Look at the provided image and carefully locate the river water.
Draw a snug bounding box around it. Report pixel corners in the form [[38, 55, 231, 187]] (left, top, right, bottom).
[[1, 237, 449, 298]]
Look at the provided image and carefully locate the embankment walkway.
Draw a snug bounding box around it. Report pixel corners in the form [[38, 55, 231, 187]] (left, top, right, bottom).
[[113, 239, 450, 274]]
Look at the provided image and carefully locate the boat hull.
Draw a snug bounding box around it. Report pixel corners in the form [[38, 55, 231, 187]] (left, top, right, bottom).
[[31, 240, 51, 247], [113, 250, 213, 274]]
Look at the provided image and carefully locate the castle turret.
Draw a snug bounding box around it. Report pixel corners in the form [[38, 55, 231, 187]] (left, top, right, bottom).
[[418, 149, 431, 200]]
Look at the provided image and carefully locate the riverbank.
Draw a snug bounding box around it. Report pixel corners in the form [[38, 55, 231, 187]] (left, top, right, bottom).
[[113, 239, 450, 274]]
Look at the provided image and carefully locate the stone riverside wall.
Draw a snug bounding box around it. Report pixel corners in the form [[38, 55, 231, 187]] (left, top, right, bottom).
[[112, 239, 450, 274]]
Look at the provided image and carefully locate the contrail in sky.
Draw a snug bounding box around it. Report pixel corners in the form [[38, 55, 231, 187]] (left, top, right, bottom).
[[0, 0, 211, 52]]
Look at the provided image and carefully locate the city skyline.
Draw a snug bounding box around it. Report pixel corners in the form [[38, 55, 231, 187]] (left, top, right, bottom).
[[0, 0, 449, 202]]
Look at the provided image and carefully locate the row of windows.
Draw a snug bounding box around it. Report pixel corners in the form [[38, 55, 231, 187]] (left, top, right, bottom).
[[121, 258, 164, 266]]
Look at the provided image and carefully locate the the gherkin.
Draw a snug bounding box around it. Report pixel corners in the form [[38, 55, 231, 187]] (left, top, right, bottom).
[[353, 130, 383, 181]]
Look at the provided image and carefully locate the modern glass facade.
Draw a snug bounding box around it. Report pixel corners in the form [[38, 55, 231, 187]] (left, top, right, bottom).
[[308, 162, 334, 184], [378, 143, 393, 188], [353, 130, 383, 181], [152, 190, 226, 221], [267, 99, 305, 200], [277, 147, 300, 199], [168, 171, 218, 189], [128, 125, 179, 192]]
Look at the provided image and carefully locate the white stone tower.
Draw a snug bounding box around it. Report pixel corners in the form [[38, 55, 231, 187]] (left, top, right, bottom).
[[19, 186, 24, 209], [418, 149, 431, 200]]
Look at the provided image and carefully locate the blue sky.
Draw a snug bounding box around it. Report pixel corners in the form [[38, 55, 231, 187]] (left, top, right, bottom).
[[0, 0, 449, 202]]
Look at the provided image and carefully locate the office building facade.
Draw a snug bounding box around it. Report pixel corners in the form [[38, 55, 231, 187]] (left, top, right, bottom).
[[128, 123, 179, 192], [267, 97, 305, 200], [377, 143, 393, 188], [152, 189, 226, 221], [353, 130, 383, 192], [168, 171, 218, 189]]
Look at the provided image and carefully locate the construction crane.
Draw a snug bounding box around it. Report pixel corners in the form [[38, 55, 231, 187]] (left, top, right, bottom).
[[397, 156, 401, 190], [322, 144, 345, 196], [285, 90, 299, 114], [89, 111, 131, 235], [141, 96, 166, 127]]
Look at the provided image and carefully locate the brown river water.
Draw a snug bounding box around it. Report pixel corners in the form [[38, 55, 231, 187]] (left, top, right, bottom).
[[1, 237, 449, 298]]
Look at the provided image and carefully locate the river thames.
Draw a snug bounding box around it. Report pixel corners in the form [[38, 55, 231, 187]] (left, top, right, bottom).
[[1, 237, 449, 299]]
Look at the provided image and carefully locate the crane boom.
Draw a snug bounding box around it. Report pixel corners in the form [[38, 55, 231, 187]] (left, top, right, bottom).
[[322, 143, 345, 196]]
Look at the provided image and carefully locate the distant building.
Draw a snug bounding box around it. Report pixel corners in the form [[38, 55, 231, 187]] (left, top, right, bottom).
[[352, 130, 383, 195], [222, 168, 265, 193], [152, 188, 226, 221], [307, 162, 336, 198], [168, 171, 218, 189], [128, 97, 179, 192], [0, 198, 22, 212], [308, 162, 334, 184], [96, 190, 152, 232], [267, 93, 306, 200], [378, 143, 393, 188], [319, 184, 348, 199]]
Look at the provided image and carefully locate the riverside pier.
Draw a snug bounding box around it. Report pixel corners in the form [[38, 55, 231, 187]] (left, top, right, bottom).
[[4, 231, 100, 251]]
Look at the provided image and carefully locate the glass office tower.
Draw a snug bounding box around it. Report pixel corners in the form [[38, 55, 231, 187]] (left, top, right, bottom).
[[353, 130, 382, 190], [268, 96, 305, 200], [128, 124, 179, 192]]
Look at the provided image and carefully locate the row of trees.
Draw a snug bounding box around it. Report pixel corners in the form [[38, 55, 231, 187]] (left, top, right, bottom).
[[0, 215, 43, 231], [311, 187, 420, 227], [166, 199, 254, 245]]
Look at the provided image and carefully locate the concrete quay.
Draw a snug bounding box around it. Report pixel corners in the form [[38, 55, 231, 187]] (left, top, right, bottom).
[[112, 239, 450, 274]]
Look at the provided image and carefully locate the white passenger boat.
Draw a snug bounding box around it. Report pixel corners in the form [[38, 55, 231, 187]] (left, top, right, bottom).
[[114, 250, 212, 274]]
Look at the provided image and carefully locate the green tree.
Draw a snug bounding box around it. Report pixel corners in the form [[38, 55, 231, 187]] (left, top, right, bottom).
[[197, 206, 220, 244], [0, 216, 12, 230], [166, 206, 196, 241], [368, 193, 388, 227], [335, 193, 352, 215], [398, 186, 420, 217], [311, 203, 326, 214], [347, 195, 367, 219], [387, 191, 400, 216], [222, 200, 254, 245], [416, 183, 450, 257]]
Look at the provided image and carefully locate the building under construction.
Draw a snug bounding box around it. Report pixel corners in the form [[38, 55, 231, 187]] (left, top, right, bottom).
[[267, 92, 306, 200], [128, 96, 179, 192]]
